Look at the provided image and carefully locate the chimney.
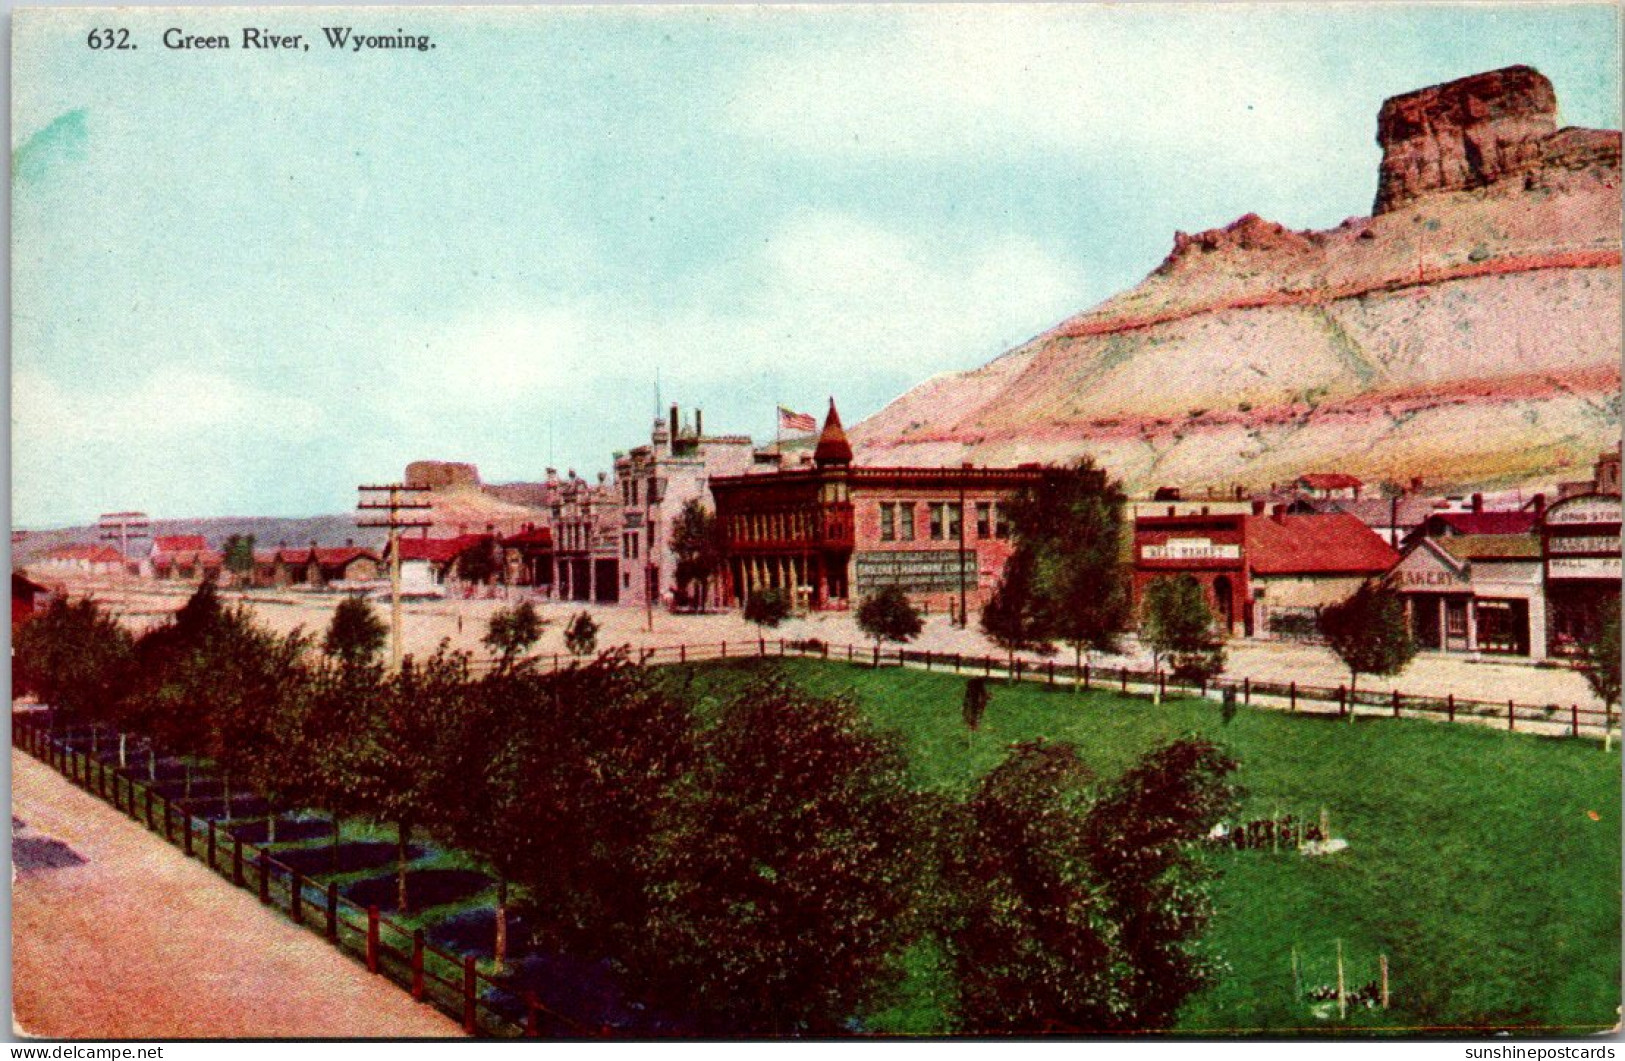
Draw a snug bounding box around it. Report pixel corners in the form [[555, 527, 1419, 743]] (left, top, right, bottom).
[[345, 537, 354, 548], [1410, 476, 1423, 494], [485, 523, 495, 537], [1272, 504, 1287, 522], [1532, 493, 1546, 515], [671, 403, 680, 438], [695, 408, 703, 438], [1251, 500, 1266, 516], [1471, 492, 1483, 513]]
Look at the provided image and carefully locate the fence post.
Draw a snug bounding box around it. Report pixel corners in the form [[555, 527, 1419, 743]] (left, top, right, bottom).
[[779, 638, 786, 657], [1047, 661, 1055, 685], [366, 906, 380, 973], [1573, 704, 1581, 737], [1447, 693, 1455, 722], [1290, 681, 1297, 713], [525, 993, 541, 1037], [1337, 685, 1347, 717], [233, 836, 245, 887], [184, 812, 194, 858], [955, 652, 961, 672], [146, 790, 157, 832], [127, 780, 141, 822], [326, 883, 339, 942], [164, 800, 175, 843], [411, 930, 425, 1000], [291, 873, 304, 925], [680, 645, 686, 664], [1159, 671, 1167, 700], [1392, 689, 1400, 718], [207, 820, 217, 871], [925, 650, 931, 671], [1508, 699, 1515, 732], [721, 641, 727, 659], [1243, 676, 1251, 705], [462, 954, 478, 1034], [1083, 664, 1091, 690], [258, 849, 271, 905]]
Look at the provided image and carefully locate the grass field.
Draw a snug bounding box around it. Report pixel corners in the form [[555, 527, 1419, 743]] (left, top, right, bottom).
[[678, 658, 1621, 1036]]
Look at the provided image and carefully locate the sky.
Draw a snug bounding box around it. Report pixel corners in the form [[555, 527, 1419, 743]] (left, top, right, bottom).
[[11, 3, 1621, 528]]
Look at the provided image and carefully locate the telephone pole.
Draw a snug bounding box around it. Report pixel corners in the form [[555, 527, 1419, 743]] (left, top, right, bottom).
[[357, 483, 433, 669], [98, 511, 150, 579]]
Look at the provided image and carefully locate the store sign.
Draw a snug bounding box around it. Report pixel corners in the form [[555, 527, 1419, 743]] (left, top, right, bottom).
[[1547, 556, 1624, 580], [1140, 537, 1240, 561], [1545, 499, 1623, 526], [1395, 568, 1465, 589], [1547, 535, 1621, 555], [854, 550, 971, 593]]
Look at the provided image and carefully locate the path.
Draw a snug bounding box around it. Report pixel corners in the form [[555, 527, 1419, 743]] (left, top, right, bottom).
[[11, 749, 464, 1039]]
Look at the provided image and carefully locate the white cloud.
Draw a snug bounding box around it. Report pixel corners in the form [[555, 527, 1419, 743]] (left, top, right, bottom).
[[727, 9, 1346, 178], [601, 211, 1087, 386]]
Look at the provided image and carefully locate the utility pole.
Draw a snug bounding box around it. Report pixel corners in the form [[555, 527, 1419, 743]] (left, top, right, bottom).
[[357, 483, 433, 669], [97, 511, 150, 577], [957, 480, 969, 628]]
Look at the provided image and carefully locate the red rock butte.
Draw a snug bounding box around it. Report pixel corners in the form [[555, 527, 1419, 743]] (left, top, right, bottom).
[[852, 66, 1621, 497]]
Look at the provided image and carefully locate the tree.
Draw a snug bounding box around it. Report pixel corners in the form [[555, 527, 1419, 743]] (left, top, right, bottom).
[[484, 653, 700, 967], [222, 534, 256, 586], [303, 654, 389, 870], [1318, 580, 1417, 700], [962, 677, 991, 745], [455, 537, 499, 586], [323, 596, 387, 665], [1082, 738, 1240, 1029], [1581, 604, 1620, 744], [483, 601, 545, 667], [346, 643, 473, 911], [1140, 575, 1225, 692], [635, 675, 929, 1035], [563, 610, 599, 657], [670, 499, 726, 611], [980, 548, 1053, 672], [942, 739, 1123, 1033], [857, 584, 923, 661], [13, 596, 135, 737], [743, 587, 790, 650], [945, 737, 1239, 1034], [1007, 459, 1131, 679]]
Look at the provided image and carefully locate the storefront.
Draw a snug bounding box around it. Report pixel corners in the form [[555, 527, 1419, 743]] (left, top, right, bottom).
[[1388, 535, 1545, 659], [1542, 493, 1622, 658]]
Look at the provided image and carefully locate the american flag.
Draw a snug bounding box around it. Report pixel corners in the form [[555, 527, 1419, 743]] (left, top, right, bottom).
[[777, 406, 817, 435]]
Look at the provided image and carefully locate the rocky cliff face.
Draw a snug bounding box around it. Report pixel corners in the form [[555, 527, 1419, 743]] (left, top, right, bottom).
[[852, 67, 1621, 496]]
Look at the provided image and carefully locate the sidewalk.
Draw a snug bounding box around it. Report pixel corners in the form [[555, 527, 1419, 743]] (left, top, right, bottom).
[[11, 749, 464, 1039]]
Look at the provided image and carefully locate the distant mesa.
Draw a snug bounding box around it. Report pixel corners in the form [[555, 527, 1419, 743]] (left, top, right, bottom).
[[1373, 65, 1618, 214], [405, 460, 482, 491]]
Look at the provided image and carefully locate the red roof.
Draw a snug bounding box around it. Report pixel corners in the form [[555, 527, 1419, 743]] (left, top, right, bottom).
[[313, 547, 376, 566], [160, 549, 222, 567], [813, 400, 854, 467], [502, 526, 553, 548], [47, 544, 127, 564], [1430, 511, 1539, 537], [153, 535, 208, 553], [1298, 473, 1363, 490], [397, 534, 488, 563], [1245, 513, 1398, 575]]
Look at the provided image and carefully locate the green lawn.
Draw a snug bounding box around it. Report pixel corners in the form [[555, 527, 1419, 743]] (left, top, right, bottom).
[[679, 658, 1621, 1036]]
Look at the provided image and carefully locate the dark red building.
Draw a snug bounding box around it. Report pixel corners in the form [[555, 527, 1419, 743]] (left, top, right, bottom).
[[709, 402, 1042, 615]]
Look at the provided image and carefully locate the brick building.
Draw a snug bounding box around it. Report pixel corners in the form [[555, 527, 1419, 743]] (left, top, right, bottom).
[[550, 471, 621, 603], [709, 402, 1042, 616], [1132, 508, 1398, 638], [1541, 492, 1622, 658]]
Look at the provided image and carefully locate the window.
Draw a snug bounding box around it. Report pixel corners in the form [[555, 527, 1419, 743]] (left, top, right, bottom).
[[976, 502, 991, 538], [879, 503, 896, 542], [947, 502, 962, 541], [631, 480, 639, 506], [900, 504, 916, 541], [929, 503, 945, 540], [994, 503, 1010, 539]]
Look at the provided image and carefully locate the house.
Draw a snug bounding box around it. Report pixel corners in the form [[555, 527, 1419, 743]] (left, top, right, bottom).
[[500, 524, 554, 591], [1402, 494, 1540, 548], [1295, 473, 1364, 500], [12, 572, 51, 626], [37, 544, 128, 578], [1133, 507, 1398, 638], [1541, 492, 1622, 658], [551, 474, 622, 603], [386, 534, 494, 595]]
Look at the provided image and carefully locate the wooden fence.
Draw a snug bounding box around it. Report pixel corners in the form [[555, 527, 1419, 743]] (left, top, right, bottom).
[[508, 638, 1616, 741], [11, 715, 596, 1039]]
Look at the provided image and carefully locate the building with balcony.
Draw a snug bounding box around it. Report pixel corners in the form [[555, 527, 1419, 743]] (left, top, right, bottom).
[[709, 402, 1043, 616]]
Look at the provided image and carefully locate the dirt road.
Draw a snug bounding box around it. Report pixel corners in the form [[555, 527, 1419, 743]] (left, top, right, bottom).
[[11, 749, 464, 1039], [76, 579, 1606, 709]]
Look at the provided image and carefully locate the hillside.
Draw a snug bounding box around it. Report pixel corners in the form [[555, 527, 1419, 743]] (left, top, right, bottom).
[[851, 66, 1622, 494]]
